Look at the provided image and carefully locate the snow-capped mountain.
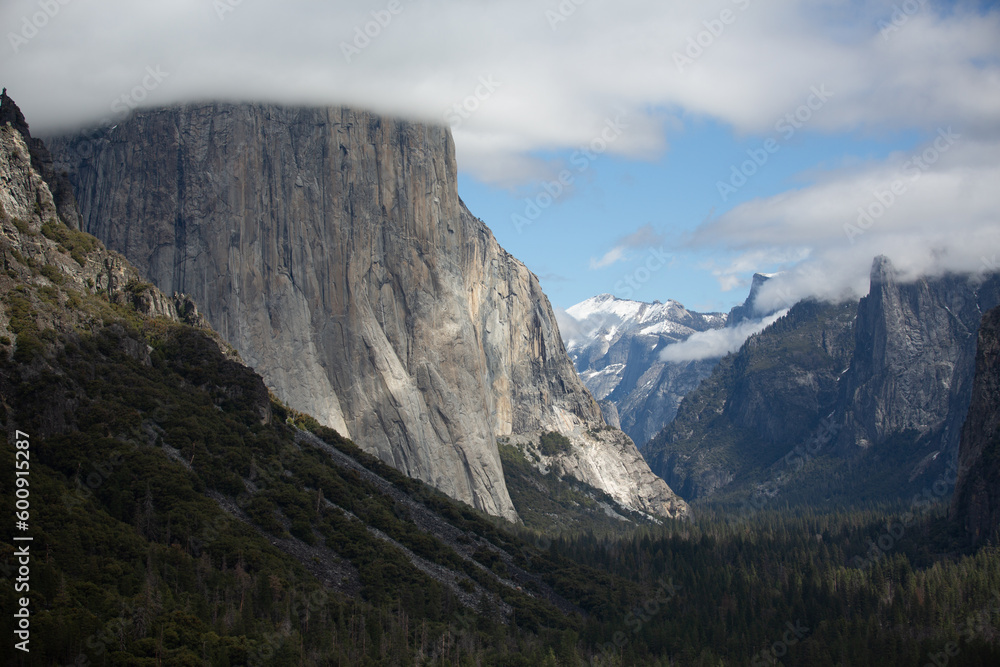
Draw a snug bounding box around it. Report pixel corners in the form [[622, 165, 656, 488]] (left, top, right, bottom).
[[560, 294, 727, 446]]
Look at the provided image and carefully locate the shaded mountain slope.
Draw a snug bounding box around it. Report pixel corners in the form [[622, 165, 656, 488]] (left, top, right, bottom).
[[643, 299, 856, 501], [952, 306, 1000, 544], [0, 112, 648, 665], [643, 257, 1000, 510]]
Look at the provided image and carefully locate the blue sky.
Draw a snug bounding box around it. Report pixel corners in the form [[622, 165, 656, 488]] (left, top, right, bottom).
[[459, 117, 927, 312], [3, 0, 998, 317]]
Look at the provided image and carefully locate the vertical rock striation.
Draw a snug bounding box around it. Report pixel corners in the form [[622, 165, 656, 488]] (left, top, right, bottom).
[[837, 256, 1000, 456], [643, 255, 1000, 505], [50, 103, 688, 521], [951, 306, 1000, 544]]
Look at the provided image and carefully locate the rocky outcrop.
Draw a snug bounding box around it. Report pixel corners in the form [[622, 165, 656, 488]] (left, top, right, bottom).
[[562, 294, 726, 446], [0, 114, 270, 430], [837, 257, 1000, 456], [1, 119, 219, 335], [1, 88, 79, 230], [50, 103, 688, 521], [644, 256, 1000, 505], [726, 273, 772, 327], [643, 299, 856, 500], [951, 306, 1000, 544]]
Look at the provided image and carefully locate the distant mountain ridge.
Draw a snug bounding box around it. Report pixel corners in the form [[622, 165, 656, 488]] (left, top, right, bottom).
[[643, 256, 1000, 508], [560, 274, 783, 448], [562, 293, 726, 446]]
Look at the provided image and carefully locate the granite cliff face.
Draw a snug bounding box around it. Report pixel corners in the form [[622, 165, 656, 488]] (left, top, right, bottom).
[[951, 306, 1000, 544], [50, 103, 688, 521], [836, 257, 1000, 458]]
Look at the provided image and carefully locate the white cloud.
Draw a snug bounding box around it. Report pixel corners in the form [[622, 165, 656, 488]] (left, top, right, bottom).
[[688, 136, 1000, 311], [703, 248, 811, 292], [590, 247, 627, 270], [660, 309, 788, 363], [554, 306, 588, 345], [2, 0, 997, 186], [3, 0, 997, 310], [589, 223, 666, 269]]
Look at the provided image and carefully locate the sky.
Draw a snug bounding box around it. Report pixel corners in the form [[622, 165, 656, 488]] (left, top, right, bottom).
[[2, 0, 998, 315]]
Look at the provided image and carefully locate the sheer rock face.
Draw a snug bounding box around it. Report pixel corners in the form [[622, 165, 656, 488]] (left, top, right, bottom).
[[951, 306, 1000, 544], [644, 255, 1000, 504], [50, 103, 688, 522], [837, 256, 1000, 455]]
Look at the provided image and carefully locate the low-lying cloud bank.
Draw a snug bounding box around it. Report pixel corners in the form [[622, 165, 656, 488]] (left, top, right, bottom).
[[659, 310, 788, 363], [2, 1, 998, 187]]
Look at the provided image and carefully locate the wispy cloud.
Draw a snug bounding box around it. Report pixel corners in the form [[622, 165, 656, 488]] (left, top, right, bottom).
[[702, 248, 810, 292], [689, 137, 1000, 310], [590, 247, 627, 270], [660, 310, 788, 363], [589, 223, 666, 270]]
